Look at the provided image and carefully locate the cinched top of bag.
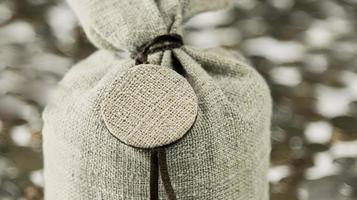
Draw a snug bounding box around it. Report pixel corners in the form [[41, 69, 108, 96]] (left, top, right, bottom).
[[65, 0, 234, 149], [66, 0, 232, 52]]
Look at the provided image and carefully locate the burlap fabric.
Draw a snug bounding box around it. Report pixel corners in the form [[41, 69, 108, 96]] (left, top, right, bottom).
[[101, 64, 198, 149], [42, 0, 272, 199]]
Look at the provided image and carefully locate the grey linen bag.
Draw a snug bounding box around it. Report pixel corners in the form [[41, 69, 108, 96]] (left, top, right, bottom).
[[42, 0, 272, 199]]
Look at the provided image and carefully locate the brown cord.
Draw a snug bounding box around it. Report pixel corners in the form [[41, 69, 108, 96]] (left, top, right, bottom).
[[150, 148, 177, 200], [133, 34, 183, 65], [139, 34, 182, 200], [158, 149, 177, 200], [150, 151, 159, 200]]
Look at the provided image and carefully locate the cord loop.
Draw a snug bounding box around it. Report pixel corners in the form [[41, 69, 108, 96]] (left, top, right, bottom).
[[133, 34, 184, 65]]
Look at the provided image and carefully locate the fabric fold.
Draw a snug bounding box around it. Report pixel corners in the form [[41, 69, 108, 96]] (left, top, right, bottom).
[[66, 0, 233, 51]]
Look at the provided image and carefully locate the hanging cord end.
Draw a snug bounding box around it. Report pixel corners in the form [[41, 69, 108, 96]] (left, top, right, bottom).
[[150, 148, 177, 200]]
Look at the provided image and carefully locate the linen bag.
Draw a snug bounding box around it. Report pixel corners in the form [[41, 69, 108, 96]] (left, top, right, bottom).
[[42, 0, 272, 199]]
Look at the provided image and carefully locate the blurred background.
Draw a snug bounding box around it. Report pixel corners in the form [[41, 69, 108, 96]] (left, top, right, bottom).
[[0, 0, 357, 199]]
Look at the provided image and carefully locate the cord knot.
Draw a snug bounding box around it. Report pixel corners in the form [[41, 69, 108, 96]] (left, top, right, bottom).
[[132, 34, 184, 65]]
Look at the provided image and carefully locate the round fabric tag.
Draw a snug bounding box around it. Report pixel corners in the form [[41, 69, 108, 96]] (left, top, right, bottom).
[[100, 64, 198, 149]]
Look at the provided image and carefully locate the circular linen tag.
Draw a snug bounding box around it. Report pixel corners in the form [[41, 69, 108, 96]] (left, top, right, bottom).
[[100, 64, 198, 149]]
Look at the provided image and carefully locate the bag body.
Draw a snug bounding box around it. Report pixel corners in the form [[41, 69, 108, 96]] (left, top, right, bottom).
[[42, 0, 272, 199]]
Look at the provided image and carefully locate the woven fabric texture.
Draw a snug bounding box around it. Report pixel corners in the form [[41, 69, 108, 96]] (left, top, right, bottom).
[[42, 0, 272, 199], [101, 64, 198, 148], [66, 0, 232, 52]]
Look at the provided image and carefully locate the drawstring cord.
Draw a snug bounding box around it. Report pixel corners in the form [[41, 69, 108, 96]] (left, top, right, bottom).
[[132, 34, 183, 200], [150, 148, 177, 200], [132, 34, 184, 65], [150, 150, 159, 200]]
